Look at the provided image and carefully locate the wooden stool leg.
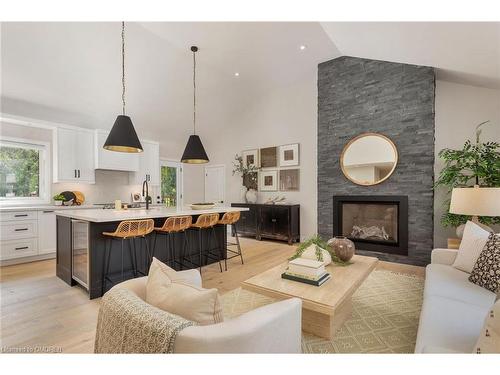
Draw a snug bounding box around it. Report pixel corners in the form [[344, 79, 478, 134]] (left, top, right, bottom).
[[234, 224, 244, 265]]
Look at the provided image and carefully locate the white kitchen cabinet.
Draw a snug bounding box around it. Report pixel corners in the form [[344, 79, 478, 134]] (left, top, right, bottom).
[[129, 140, 160, 186], [54, 127, 95, 183], [94, 130, 139, 172], [38, 210, 56, 254]]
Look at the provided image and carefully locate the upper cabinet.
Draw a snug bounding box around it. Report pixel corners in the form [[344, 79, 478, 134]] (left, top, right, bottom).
[[129, 140, 160, 186], [94, 130, 139, 172], [53, 127, 95, 183]]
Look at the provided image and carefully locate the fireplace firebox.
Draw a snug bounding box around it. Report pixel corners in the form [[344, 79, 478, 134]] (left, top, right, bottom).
[[333, 196, 408, 255]]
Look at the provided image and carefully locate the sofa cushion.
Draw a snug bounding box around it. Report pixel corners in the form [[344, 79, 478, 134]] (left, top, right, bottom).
[[453, 221, 490, 273], [415, 295, 490, 353], [146, 258, 224, 325], [469, 234, 500, 293], [425, 264, 496, 309]]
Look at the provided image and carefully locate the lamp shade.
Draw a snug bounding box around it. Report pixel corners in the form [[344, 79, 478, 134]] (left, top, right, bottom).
[[449, 187, 500, 217], [181, 135, 209, 164], [103, 115, 143, 153]]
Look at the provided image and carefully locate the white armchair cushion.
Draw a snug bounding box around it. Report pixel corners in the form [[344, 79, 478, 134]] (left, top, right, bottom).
[[453, 221, 490, 273], [431, 248, 458, 265], [146, 258, 223, 325]]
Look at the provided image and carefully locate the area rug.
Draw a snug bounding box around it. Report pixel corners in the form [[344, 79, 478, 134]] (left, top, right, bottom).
[[221, 270, 424, 353]]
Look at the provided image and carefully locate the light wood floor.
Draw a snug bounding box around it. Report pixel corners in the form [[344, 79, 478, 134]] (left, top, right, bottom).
[[0, 237, 424, 353]]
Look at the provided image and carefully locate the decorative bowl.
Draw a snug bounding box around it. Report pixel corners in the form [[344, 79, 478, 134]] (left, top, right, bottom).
[[190, 203, 216, 210]]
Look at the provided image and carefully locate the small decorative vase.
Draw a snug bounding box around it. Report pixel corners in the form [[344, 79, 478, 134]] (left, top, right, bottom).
[[300, 244, 332, 265], [240, 186, 248, 202], [328, 236, 355, 262], [245, 188, 258, 204], [54, 200, 63, 206]]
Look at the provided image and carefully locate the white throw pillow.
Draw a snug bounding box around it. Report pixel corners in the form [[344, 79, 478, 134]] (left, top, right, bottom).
[[453, 221, 490, 273], [146, 258, 223, 325]]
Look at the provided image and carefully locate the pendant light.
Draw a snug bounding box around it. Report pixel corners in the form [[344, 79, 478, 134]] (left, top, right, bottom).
[[181, 46, 209, 164], [103, 22, 143, 153]]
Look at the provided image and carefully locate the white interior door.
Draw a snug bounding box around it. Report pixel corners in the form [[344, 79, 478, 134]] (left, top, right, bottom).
[[204, 165, 225, 205]]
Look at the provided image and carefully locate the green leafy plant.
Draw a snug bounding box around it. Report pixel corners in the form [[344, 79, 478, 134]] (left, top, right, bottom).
[[232, 154, 260, 189], [289, 234, 350, 266], [52, 194, 65, 201], [435, 122, 500, 227]]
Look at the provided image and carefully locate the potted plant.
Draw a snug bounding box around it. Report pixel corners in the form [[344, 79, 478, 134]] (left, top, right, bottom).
[[289, 235, 351, 266], [435, 121, 500, 236], [232, 154, 260, 203], [53, 194, 65, 206]]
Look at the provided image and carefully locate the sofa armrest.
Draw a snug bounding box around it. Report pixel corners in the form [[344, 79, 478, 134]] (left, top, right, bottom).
[[431, 248, 458, 265], [113, 276, 147, 300], [174, 298, 302, 353]]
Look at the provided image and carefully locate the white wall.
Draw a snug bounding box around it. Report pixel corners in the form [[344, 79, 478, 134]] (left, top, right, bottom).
[[434, 80, 500, 247], [207, 73, 318, 239]]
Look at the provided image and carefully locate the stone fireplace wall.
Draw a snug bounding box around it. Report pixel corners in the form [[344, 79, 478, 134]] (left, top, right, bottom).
[[317, 56, 435, 266]]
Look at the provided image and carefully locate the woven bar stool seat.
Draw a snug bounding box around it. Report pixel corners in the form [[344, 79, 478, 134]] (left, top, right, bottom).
[[102, 219, 154, 294], [218, 211, 243, 270], [153, 216, 192, 269], [185, 213, 224, 273]]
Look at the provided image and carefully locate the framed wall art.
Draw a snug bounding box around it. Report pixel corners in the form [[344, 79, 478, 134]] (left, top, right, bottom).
[[259, 146, 278, 168], [259, 170, 278, 191], [242, 149, 259, 168], [279, 143, 299, 167], [279, 169, 300, 191]]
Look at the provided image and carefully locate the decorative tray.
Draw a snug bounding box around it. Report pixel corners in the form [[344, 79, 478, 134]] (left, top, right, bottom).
[[190, 203, 216, 210]]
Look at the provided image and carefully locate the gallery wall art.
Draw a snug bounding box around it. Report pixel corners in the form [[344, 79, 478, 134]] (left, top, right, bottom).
[[260, 170, 278, 191], [260, 146, 278, 168], [279, 143, 299, 166]]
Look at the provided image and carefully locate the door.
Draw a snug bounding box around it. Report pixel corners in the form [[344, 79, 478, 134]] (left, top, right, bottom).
[[160, 160, 183, 208], [204, 165, 225, 205], [76, 129, 95, 183], [38, 210, 56, 254], [273, 206, 290, 238], [260, 206, 275, 236]]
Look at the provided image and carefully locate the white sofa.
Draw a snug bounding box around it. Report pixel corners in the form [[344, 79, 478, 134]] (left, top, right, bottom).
[[113, 269, 303, 353], [415, 248, 497, 353]]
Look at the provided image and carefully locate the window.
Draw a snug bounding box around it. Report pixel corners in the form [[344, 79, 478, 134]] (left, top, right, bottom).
[[160, 160, 183, 208], [0, 138, 49, 204]]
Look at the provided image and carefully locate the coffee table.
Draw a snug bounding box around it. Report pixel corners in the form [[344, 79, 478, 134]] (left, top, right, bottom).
[[241, 254, 378, 339]]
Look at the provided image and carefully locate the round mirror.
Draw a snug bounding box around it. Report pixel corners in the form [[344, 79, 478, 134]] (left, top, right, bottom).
[[340, 133, 398, 186]]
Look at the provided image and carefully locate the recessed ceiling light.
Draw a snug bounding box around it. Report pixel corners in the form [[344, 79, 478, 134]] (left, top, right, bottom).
[[299, 45, 307, 50], [234, 72, 240, 77]]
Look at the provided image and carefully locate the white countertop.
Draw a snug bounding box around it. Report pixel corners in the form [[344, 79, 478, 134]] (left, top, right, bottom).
[[0, 204, 98, 212], [54, 206, 249, 222]]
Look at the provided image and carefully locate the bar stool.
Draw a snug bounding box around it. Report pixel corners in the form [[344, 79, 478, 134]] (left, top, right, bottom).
[[186, 213, 223, 273], [102, 219, 154, 294], [218, 211, 243, 270], [152, 215, 192, 269]]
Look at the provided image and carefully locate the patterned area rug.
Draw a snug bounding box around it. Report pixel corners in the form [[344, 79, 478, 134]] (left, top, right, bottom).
[[221, 270, 424, 353]]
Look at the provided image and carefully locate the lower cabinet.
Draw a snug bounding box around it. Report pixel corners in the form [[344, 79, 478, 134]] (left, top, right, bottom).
[[231, 203, 300, 244], [38, 210, 57, 254]]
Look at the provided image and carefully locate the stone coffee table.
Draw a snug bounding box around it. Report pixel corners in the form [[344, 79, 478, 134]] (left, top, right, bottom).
[[241, 254, 378, 339]]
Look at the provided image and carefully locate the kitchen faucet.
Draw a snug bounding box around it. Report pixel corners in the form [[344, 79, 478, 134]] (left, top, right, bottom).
[[142, 177, 149, 210]]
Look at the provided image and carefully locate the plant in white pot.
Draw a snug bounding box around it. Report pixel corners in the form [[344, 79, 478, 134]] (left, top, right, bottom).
[[53, 194, 65, 206], [232, 154, 260, 203]]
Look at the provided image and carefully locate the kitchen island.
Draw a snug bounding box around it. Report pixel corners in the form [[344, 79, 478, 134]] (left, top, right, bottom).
[[55, 206, 248, 299]]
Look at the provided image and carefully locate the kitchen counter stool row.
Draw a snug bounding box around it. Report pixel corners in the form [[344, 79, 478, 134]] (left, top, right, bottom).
[[101, 212, 243, 292]]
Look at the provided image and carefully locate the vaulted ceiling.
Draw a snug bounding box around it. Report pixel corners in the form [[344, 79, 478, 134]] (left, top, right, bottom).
[[1, 22, 499, 148]]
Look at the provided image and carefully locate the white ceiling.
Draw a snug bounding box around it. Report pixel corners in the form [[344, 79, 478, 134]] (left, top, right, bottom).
[[1, 22, 499, 147], [320, 22, 500, 89]]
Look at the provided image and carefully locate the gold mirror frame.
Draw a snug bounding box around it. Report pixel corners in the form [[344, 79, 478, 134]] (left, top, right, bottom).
[[340, 132, 398, 186]]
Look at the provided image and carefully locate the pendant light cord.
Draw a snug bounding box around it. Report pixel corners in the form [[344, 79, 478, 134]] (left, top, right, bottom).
[[122, 21, 126, 116], [192, 48, 196, 135]]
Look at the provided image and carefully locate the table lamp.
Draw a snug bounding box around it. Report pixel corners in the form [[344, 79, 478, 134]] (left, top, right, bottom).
[[449, 185, 500, 237]]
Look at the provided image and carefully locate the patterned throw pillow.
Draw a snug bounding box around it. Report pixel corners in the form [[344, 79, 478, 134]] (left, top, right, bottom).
[[469, 234, 500, 293]]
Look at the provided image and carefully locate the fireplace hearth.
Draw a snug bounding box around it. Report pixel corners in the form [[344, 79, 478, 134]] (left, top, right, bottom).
[[333, 196, 408, 255]]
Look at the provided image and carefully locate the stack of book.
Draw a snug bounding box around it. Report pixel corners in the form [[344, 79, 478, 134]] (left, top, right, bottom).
[[282, 258, 331, 286]]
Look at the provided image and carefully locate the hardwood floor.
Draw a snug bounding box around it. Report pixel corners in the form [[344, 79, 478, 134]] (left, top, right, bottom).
[[0, 237, 424, 353]]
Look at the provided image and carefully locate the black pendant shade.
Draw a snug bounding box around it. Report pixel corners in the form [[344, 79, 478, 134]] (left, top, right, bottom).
[[103, 115, 143, 153], [181, 135, 209, 164]]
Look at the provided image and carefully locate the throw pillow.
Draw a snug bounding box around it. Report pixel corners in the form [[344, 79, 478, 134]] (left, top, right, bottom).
[[473, 299, 500, 353], [453, 221, 490, 273], [146, 258, 223, 325], [469, 234, 500, 293]]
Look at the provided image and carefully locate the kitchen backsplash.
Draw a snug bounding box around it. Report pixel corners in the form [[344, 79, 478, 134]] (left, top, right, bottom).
[[53, 169, 160, 205]]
